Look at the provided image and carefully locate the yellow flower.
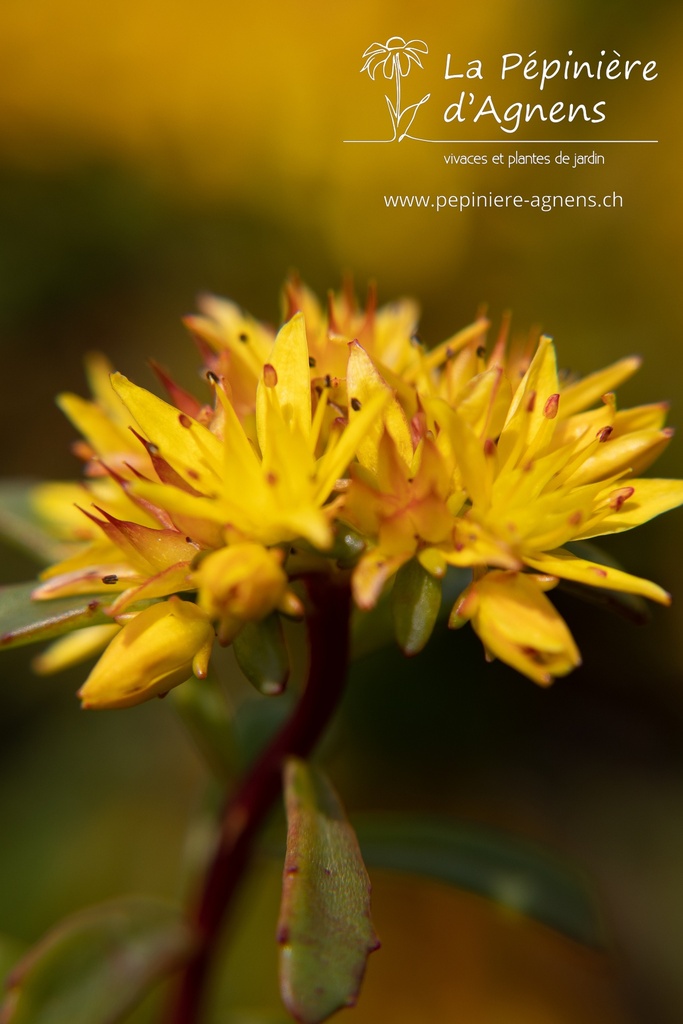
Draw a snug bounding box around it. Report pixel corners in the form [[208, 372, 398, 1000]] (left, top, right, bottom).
[[451, 571, 581, 686], [26, 280, 683, 699], [77, 598, 214, 709], [437, 337, 683, 605], [118, 312, 387, 553]]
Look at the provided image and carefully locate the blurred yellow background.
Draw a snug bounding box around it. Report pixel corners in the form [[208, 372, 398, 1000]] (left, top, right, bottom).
[[1, 1, 682, 1021]]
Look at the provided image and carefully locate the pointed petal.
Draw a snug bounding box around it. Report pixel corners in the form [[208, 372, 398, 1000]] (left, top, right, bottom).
[[352, 548, 412, 609], [314, 390, 391, 503], [575, 478, 683, 540], [256, 312, 311, 454], [111, 373, 223, 490], [525, 549, 671, 605], [105, 562, 195, 616], [57, 393, 134, 458], [347, 341, 412, 474], [565, 428, 673, 486], [559, 356, 642, 418], [32, 624, 121, 675]]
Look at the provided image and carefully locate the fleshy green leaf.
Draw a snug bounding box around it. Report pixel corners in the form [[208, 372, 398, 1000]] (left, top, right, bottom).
[[0, 897, 196, 1024], [352, 566, 470, 660], [233, 614, 289, 696], [391, 558, 442, 656], [0, 582, 110, 651], [278, 758, 379, 1024], [356, 816, 604, 948], [0, 481, 67, 565]]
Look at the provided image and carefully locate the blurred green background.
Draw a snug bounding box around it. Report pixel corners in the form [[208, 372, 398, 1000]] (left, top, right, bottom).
[[1, 0, 682, 1021]]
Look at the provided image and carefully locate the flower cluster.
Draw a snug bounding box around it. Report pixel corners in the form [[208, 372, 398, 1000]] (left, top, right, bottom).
[[31, 279, 683, 705]]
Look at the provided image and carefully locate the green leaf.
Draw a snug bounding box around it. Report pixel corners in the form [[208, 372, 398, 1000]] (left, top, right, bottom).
[[355, 816, 604, 948], [278, 758, 379, 1024], [352, 566, 470, 660], [0, 582, 110, 651], [0, 481, 67, 565], [233, 614, 289, 696], [391, 558, 442, 656], [1, 897, 196, 1024]]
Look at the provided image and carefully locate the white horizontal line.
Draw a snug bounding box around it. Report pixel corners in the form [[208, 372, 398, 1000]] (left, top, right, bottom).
[[344, 139, 658, 144]]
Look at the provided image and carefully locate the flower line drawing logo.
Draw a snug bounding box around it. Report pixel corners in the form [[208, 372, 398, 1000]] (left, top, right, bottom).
[[360, 36, 431, 142]]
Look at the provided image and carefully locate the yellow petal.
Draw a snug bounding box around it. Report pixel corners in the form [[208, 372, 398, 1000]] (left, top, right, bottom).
[[352, 548, 412, 610], [32, 624, 121, 675], [111, 372, 223, 489], [57, 393, 134, 458], [313, 389, 391, 503], [574, 478, 683, 540], [185, 293, 273, 375], [559, 355, 642, 418], [497, 338, 559, 470], [503, 336, 558, 428], [525, 549, 670, 605], [105, 562, 195, 616], [564, 428, 673, 486], [256, 312, 311, 455], [347, 340, 413, 474], [454, 570, 581, 686]]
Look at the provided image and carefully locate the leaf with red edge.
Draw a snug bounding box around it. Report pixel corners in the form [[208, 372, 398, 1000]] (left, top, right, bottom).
[[278, 758, 379, 1024], [0, 582, 110, 650]]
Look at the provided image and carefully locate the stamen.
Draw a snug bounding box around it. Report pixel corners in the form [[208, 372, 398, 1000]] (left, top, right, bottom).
[[610, 486, 635, 511], [543, 393, 560, 419], [263, 364, 278, 388]]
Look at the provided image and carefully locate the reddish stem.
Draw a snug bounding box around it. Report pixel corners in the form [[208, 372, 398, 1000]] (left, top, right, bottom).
[[166, 576, 352, 1024]]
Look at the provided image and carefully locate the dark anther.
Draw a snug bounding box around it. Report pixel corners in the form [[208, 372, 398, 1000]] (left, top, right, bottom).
[[102, 574, 119, 585], [476, 345, 486, 358], [238, 332, 249, 343], [308, 356, 317, 368], [350, 397, 362, 411], [206, 370, 219, 384]]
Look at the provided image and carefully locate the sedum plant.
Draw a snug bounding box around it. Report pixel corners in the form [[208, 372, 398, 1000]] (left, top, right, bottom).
[[1, 277, 682, 1023]]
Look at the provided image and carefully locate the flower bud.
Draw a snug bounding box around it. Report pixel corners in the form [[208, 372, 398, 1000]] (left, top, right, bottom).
[[78, 597, 214, 709], [195, 542, 289, 644]]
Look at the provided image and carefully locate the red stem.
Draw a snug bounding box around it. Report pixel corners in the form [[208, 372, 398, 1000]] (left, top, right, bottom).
[[166, 576, 352, 1024]]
